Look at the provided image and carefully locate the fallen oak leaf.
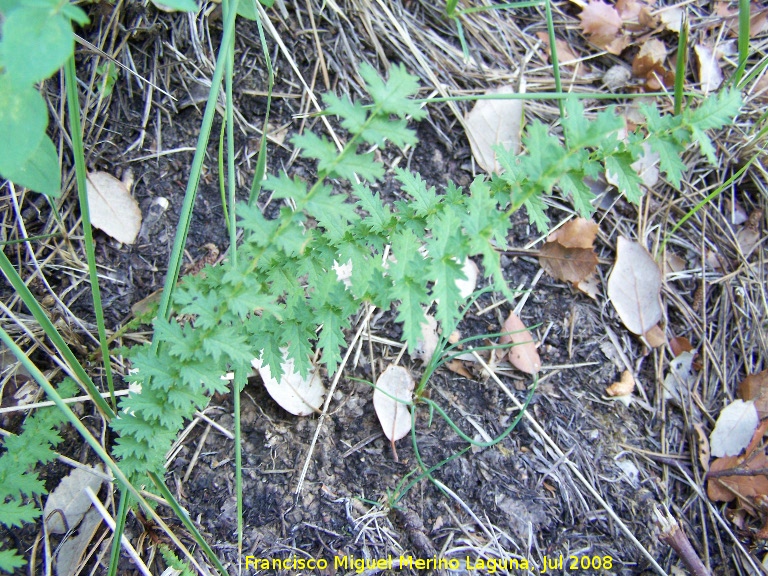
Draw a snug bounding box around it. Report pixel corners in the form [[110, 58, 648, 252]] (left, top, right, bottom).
[[252, 353, 326, 416], [710, 399, 759, 458], [738, 368, 768, 419], [606, 370, 635, 396], [499, 311, 541, 374], [373, 365, 415, 451], [465, 85, 523, 173], [579, 0, 628, 54], [538, 218, 599, 285], [86, 170, 142, 244], [607, 237, 662, 335], [707, 421, 768, 505]]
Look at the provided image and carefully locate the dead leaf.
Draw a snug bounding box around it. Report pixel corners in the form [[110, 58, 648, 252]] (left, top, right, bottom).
[[575, 272, 600, 299], [603, 65, 632, 90], [499, 312, 541, 374], [695, 44, 724, 92], [579, 0, 627, 53], [632, 143, 660, 188], [55, 507, 102, 576], [44, 465, 105, 534], [658, 7, 684, 33], [669, 335, 693, 357], [707, 423, 768, 504], [738, 369, 768, 419], [662, 350, 697, 403], [373, 365, 415, 442], [252, 353, 326, 416], [693, 422, 711, 473], [445, 359, 473, 379], [539, 218, 599, 285], [632, 38, 667, 79], [643, 324, 665, 348], [607, 237, 663, 335], [86, 171, 142, 244], [606, 370, 635, 396], [456, 258, 479, 299], [535, 32, 589, 75], [710, 400, 759, 458], [736, 209, 763, 256], [413, 314, 439, 364], [664, 252, 686, 274], [465, 85, 523, 173]]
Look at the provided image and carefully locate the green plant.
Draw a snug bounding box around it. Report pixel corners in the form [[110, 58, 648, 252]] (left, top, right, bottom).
[[111, 61, 742, 484], [0, 378, 77, 573]]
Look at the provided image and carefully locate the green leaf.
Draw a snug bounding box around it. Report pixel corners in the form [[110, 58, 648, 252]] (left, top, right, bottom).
[[361, 116, 416, 148], [395, 168, 439, 217], [0, 78, 47, 170], [690, 126, 718, 164], [359, 62, 425, 120], [0, 546, 26, 571], [560, 171, 595, 217], [605, 152, 644, 203], [0, 499, 41, 529], [0, 135, 61, 196], [334, 149, 384, 181], [519, 121, 566, 193], [293, 132, 338, 169], [687, 88, 742, 131], [61, 4, 90, 26], [563, 98, 623, 149], [353, 183, 393, 233], [263, 171, 308, 201], [523, 195, 549, 232], [323, 92, 367, 134], [646, 135, 686, 188], [236, 0, 258, 19], [0, 6, 73, 85], [305, 186, 359, 245], [150, 0, 198, 11]]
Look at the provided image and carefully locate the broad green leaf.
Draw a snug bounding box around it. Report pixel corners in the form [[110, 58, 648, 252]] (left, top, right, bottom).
[[263, 171, 308, 201], [563, 98, 622, 149], [353, 183, 393, 233], [646, 134, 686, 188], [0, 135, 61, 197], [0, 500, 40, 529], [396, 168, 439, 217], [0, 6, 73, 85], [236, 0, 258, 19], [523, 196, 549, 232], [333, 149, 384, 181], [61, 3, 90, 26], [560, 171, 595, 217], [150, 0, 198, 11], [323, 92, 367, 133], [690, 126, 718, 164], [0, 78, 47, 170]]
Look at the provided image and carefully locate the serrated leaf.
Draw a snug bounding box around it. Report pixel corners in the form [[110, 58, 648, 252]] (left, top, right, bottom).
[[360, 62, 425, 119], [334, 149, 384, 182], [690, 126, 718, 164], [605, 153, 643, 203], [323, 92, 367, 133], [263, 171, 308, 201], [687, 88, 742, 131], [646, 135, 686, 188], [373, 365, 415, 442], [560, 171, 596, 217], [0, 546, 26, 571], [396, 168, 439, 217], [563, 98, 623, 150], [0, 500, 40, 529], [353, 183, 393, 233]]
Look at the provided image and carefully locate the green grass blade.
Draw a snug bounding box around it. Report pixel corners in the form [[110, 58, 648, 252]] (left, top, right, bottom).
[[0, 250, 114, 419], [673, 9, 688, 115], [64, 56, 116, 409], [106, 487, 129, 576], [733, 0, 750, 85], [155, 2, 240, 323], [544, 0, 565, 123], [248, 8, 275, 205]]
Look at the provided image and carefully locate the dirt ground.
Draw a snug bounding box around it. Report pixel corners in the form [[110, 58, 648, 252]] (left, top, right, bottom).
[[2, 1, 768, 575]]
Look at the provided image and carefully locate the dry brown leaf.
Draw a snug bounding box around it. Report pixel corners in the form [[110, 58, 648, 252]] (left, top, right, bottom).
[[373, 365, 415, 442], [664, 252, 686, 274], [456, 258, 479, 299], [499, 312, 541, 374], [86, 171, 142, 244], [695, 44, 724, 92], [607, 237, 662, 335], [708, 431, 768, 505], [738, 369, 768, 419], [445, 359, 473, 379], [643, 324, 665, 348], [632, 38, 667, 79], [606, 370, 635, 396], [669, 335, 693, 357], [465, 85, 523, 173], [735, 209, 763, 256], [575, 272, 600, 299], [693, 422, 711, 473], [252, 353, 326, 416], [752, 9, 768, 37], [603, 65, 632, 90], [539, 218, 599, 285], [579, 0, 623, 50], [658, 7, 683, 33], [535, 32, 589, 76]]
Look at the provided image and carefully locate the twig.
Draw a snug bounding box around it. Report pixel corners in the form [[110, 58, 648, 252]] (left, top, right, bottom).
[[654, 506, 711, 576]]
